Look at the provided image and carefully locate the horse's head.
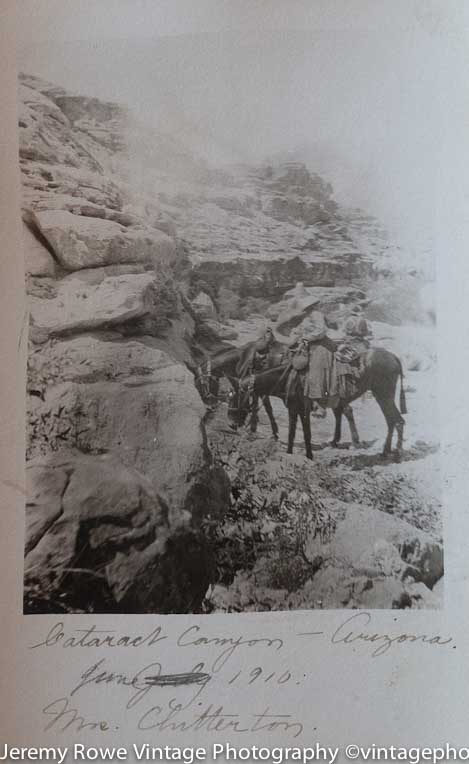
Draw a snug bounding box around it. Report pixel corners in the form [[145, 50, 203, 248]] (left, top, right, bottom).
[[227, 377, 255, 430]]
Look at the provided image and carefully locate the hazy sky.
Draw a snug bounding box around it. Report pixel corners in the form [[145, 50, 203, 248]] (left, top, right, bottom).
[[16, 0, 465, 248]]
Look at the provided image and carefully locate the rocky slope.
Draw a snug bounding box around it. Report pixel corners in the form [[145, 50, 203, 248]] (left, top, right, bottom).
[[20, 74, 230, 613], [20, 73, 440, 612]]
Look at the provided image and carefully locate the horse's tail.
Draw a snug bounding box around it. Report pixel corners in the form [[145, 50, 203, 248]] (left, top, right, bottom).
[[398, 359, 407, 415]]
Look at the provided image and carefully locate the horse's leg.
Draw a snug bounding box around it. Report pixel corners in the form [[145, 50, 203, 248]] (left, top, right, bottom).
[[262, 395, 279, 440], [374, 394, 397, 457], [389, 400, 405, 456], [395, 419, 404, 459], [343, 403, 360, 447], [332, 403, 343, 447], [287, 405, 297, 455], [301, 398, 313, 460], [249, 394, 259, 434]]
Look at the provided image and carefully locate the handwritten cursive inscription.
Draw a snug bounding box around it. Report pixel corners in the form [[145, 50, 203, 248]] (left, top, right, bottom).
[[137, 702, 303, 737], [31, 624, 167, 650], [328, 612, 453, 657], [30, 623, 284, 672], [70, 659, 211, 711], [32, 612, 454, 737], [42, 697, 110, 734], [177, 626, 283, 671]]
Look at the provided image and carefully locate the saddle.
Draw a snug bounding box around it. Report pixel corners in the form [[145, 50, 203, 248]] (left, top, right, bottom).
[[335, 344, 361, 365], [334, 343, 366, 399]]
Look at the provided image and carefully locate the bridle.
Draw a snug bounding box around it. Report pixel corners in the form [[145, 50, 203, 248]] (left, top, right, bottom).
[[196, 359, 237, 405], [196, 359, 213, 399], [199, 343, 291, 420], [196, 359, 227, 403], [227, 374, 258, 420]]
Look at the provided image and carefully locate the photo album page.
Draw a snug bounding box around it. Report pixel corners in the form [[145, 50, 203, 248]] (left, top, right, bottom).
[[1, 1, 469, 761]]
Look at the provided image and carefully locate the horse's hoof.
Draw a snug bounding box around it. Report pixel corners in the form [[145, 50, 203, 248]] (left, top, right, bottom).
[[272, 433, 279, 441], [306, 453, 314, 461], [330, 440, 340, 449], [287, 449, 293, 455], [352, 440, 362, 450]]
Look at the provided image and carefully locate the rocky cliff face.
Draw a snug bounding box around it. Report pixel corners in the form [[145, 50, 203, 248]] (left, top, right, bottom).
[[128, 151, 426, 326], [21, 73, 230, 614], [162, 162, 375, 294]]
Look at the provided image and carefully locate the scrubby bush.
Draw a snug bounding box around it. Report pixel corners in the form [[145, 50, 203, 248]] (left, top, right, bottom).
[[202, 437, 337, 608]]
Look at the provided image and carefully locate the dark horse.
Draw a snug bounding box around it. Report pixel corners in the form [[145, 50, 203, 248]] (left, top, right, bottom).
[[227, 348, 407, 459], [195, 339, 288, 438]]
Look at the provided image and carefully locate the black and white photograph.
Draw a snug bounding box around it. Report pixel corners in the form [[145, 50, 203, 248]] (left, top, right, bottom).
[[20, 2, 442, 614]]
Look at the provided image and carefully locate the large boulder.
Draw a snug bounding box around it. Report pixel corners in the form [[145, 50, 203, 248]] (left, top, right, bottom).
[[27, 338, 229, 526], [29, 336, 175, 386], [23, 222, 57, 277], [305, 503, 443, 592], [24, 463, 69, 555], [62, 263, 149, 285], [25, 342, 230, 614], [29, 273, 160, 341], [22, 166, 124, 213], [33, 196, 140, 227], [19, 84, 80, 169], [32, 210, 176, 271], [24, 453, 211, 613]]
